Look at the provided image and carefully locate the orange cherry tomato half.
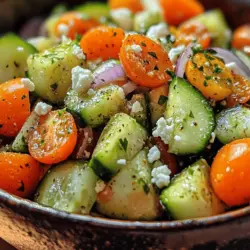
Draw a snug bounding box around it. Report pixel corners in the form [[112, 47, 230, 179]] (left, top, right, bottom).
[[0, 153, 41, 198], [211, 138, 250, 207], [108, 0, 143, 13], [0, 78, 30, 137], [80, 26, 125, 61], [120, 34, 173, 88], [55, 11, 100, 40], [160, 0, 204, 26], [232, 24, 250, 56], [175, 21, 211, 49], [28, 110, 77, 165]]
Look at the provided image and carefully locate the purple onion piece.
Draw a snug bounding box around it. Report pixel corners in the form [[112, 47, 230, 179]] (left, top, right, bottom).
[[122, 81, 138, 95], [175, 44, 193, 78], [211, 47, 250, 79], [92, 64, 126, 89]]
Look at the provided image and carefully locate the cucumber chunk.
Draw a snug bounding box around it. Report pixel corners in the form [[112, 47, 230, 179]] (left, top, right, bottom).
[[160, 159, 225, 220], [28, 37, 58, 52], [35, 161, 98, 214], [12, 110, 40, 153], [128, 94, 149, 129], [233, 49, 250, 69], [75, 2, 110, 20], [166, 77, 215, 155], [90, 113, 147, 179], [188, 9, 231, 48], [134, 11, 162, 33], [97, 150, 161, 220], [0, 33, 37, 82], [27, 41, 85, 104], [216, 106, 250, 144], [65, 85, 125, 127]]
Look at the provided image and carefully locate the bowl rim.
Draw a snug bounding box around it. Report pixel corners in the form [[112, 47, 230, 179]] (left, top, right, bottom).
[[1, 188, 250, 231]]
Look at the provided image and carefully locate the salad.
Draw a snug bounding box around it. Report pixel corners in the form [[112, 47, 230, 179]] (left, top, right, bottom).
[[0, 0, 250, 221]]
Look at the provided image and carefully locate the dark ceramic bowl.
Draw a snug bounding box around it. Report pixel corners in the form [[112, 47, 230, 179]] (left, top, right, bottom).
[[0, 1, 250, 249]]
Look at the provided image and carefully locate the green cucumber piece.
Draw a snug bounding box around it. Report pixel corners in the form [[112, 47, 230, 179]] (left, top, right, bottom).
[[188, 9, 231, 48], [65, 85, 125, 127], [134, 11, 162, 33], [166, 77, 215, 155], [215, 106, 250, 144], [12, 110, 40, 153], [96, 149, 161, 220], [75, 2, 109, 19], [0, 33, 37, 82], [27, 41, 85, 104], [128, 94, 149, 129], [35, 161, 98, 214], [90, 113, 147, 179], [233, 49, 250, 69], [160, 159, 225, 220]]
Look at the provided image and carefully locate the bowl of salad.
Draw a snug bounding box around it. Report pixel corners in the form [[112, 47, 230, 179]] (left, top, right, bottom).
[[0, 0, 250, 249]]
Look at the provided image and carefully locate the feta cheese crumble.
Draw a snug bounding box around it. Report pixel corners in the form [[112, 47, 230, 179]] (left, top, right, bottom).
[[148, 146, 161, 163], [17, 46, 24, 52], [95, 180, 106, 193], [34, 102, 52, 116], [152, 117, 174, 144], [168, 45, 185, 64], [111, 8, 133, 31], [210, 132, 216, 144], [117, 159, 127, 165], [72, 45, 86, 60], [151, 165, 171, 189], [58, 24, 69, 36], [174, 135, 182, 141], [127, 44, 142, 55], [87, 88, 96, 96], [131, 101, 143, 113], [146, 23, 169, 40], [72, 66, 94, 94], [21, 78, 35, 92]]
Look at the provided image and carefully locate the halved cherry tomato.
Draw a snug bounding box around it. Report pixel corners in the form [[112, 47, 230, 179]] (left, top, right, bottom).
[[153, 137, 179, 176], [185, 52, 233, 101], [211, 138, 250, 207], [108, 0, 143, 13], [28, 110, 77, 164], [175, 21, 211, 49], [232, 24, 250, 56], [120, 34, 173, 88], [226, 74, 250, 108], [55, 11, 100, 40], [160, 0, 204, 26], [80, 26, 125, 60], [0, 78, 30, 137], [0, 153, 41, 198]]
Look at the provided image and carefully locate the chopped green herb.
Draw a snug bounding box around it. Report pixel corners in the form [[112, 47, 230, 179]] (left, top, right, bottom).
[[203, 80, 208, 87], [166, 69, 175, 79], [158, 95, 168, 105], [205, 49, 217, 54], [154, 65, 159, 71], [141, 42, 146, 47], [50, 83, 58, 91], [213, 64, 223, 74], [191, 44, 202, 55], [113, 32, 117, 37], [205, 76, 212, 80], [189, 111, 194, 118], [21, 95, 27, 100], [67, 127, 73, 134], [148, 51, 158, 59], [40, 139, 45, 145], [25, 71, 29, 78], [166, 34, 175, 44], [75, 34, 82, 42], [58, 108, 66, 117], [198, 66, 204, 72], [205, 54, 215, 61], [119, 138, 128, 152]]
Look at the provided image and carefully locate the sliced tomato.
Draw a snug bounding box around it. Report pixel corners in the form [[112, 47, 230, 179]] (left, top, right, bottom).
[[28, 110, 77, 164]]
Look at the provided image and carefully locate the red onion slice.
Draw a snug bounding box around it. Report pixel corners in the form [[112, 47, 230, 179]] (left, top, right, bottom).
[[122, 81, 138, 95], [175, 44, 193, 78], [92, 60, 126, 89], [211, 47, 250, 79]]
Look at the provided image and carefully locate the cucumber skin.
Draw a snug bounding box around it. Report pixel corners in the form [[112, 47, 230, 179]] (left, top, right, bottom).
[[216, 106, 250, 144], [166, 77, 215, 155]]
